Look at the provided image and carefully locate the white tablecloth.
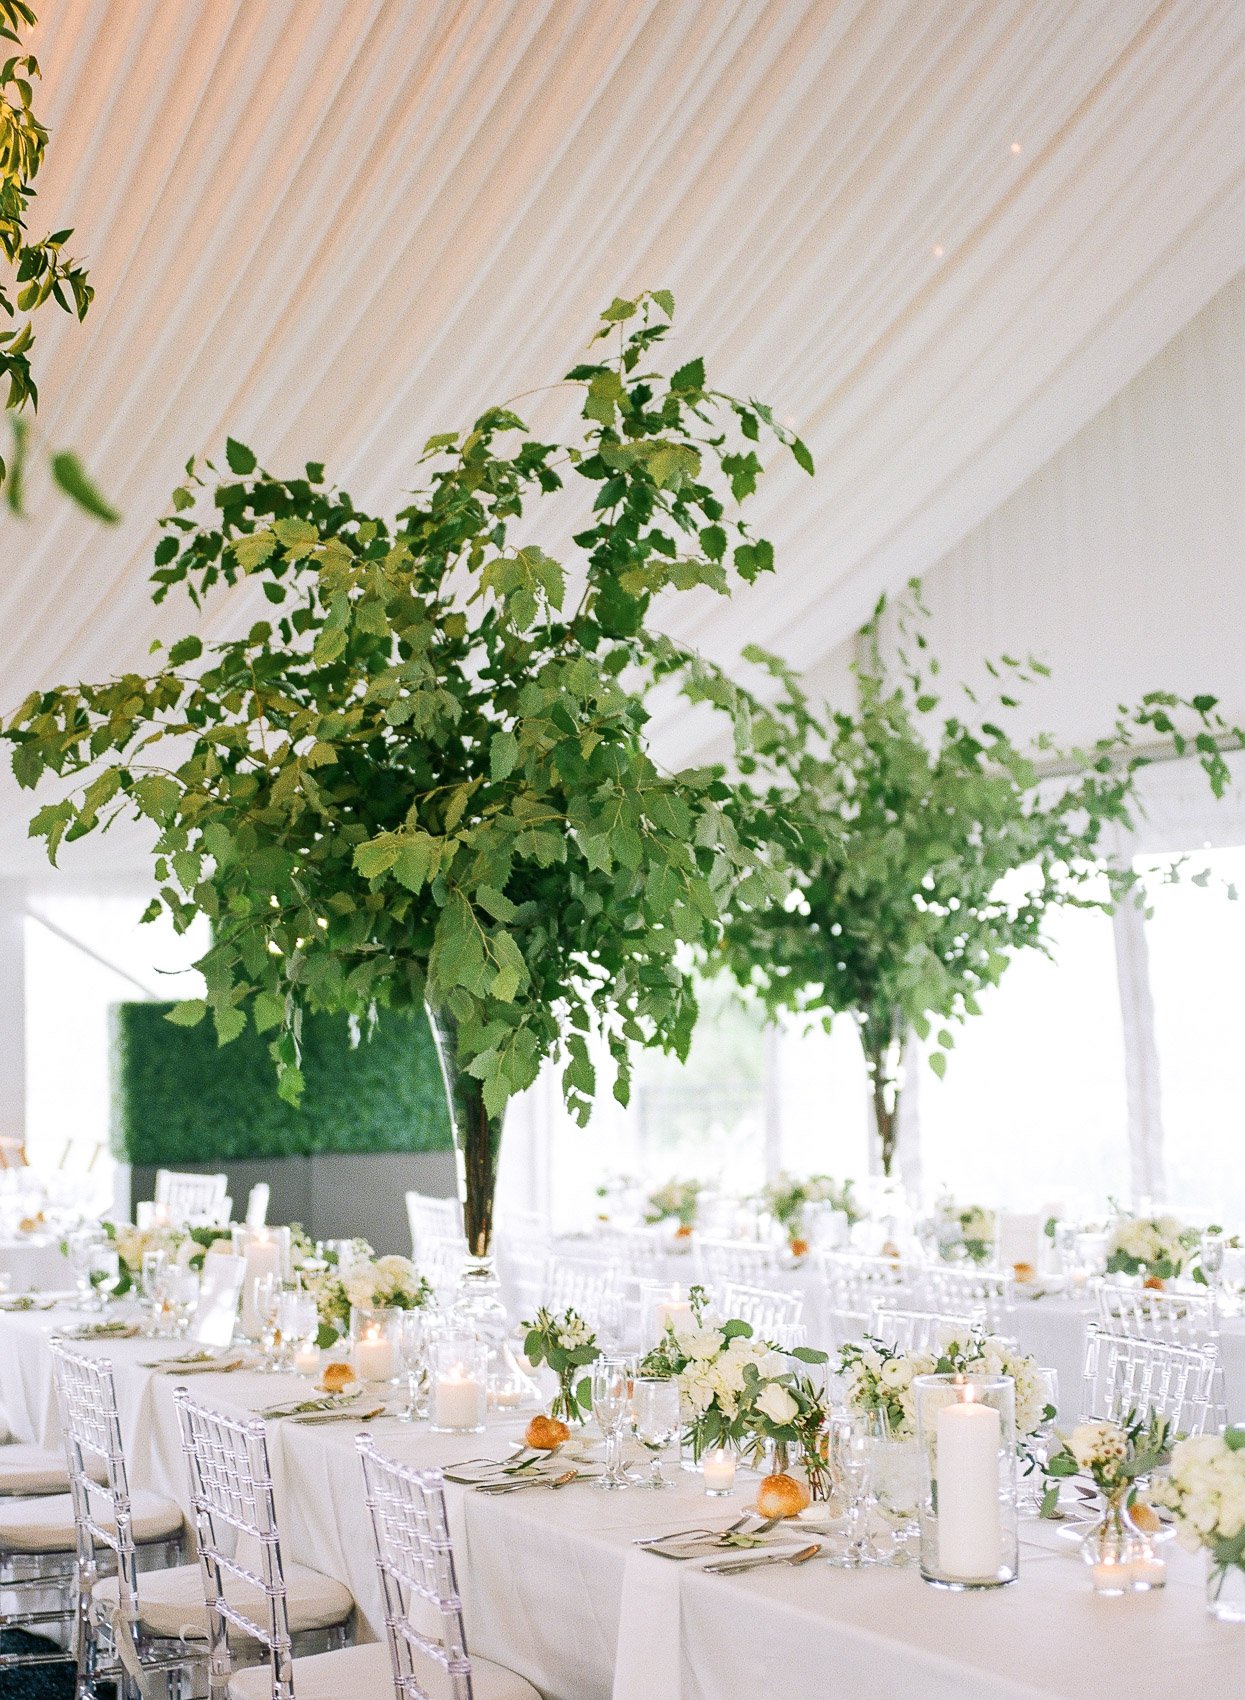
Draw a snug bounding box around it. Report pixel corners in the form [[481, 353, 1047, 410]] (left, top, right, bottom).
[[0, 1234, 71, 1294], [2, 1306, 1244, 1699]]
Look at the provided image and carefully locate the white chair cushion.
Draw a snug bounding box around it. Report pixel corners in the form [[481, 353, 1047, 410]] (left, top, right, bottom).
[[227, 1639, 541, 1700], [93, 1559, 354, 1641], [0, 1444, 70, 1495], [0, 1488, 183, 1553]]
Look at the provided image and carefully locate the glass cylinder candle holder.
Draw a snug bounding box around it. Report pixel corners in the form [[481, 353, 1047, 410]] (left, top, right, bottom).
[[431, 1337, 488, 1433], [349, 1306, 404, 1385], [639, 1281, 694, 1348], [702, 1446, 737, 1497], [914, 1373, 1018, 1590]]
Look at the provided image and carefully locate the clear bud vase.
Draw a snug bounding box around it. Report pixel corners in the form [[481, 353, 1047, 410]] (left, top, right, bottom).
[[1207, 1555, 1245, 1623], [1080, 1497, 1144, 1595], [914, 1372, 1018, 1590]]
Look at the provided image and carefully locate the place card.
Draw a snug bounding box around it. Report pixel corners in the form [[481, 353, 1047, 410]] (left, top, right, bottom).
[[192, 1254, 245, 1347]]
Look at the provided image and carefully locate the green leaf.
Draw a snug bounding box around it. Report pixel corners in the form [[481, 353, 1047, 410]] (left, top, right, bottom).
[[790, 435, 815, 475], [490, 729, 519, 782], [252, 990, 285, 1034], [49, 452, 120, 523], [168, 635, 203, 667], [225, 438, 257, 475], [670, 356, 705, 393], [166, 999, 207, 1027], [928, 1050, 947, 1079], [353, 836, 402, 879]]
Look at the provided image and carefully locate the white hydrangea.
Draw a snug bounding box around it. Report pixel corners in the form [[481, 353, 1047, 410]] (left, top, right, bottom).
[[1156, 1434, 1245, 1553], [1105, 1213, 1191, 1273]]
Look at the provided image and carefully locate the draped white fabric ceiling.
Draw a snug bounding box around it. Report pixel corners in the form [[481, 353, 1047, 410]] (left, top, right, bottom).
[[4, 0, 1245, 873]]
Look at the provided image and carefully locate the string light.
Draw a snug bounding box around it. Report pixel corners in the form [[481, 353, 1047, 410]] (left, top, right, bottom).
[[932, 243, 945, 258], [1010, 141, 1022, 154]]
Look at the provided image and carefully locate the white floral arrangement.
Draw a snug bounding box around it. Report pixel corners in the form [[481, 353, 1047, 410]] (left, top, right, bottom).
[[644, 1177, 701, 1232], [639, 1287, 784, 1457], [840, 1327, 1050, 1441], [1046, 1410, 1173, 1508], [934, 1195, 996, 1266], [1105, 1212, 1197, 1281], [1156, 1430, 1245, 1578], [760, 1172, 860, 1250], [306, 1253, 432, 1345]]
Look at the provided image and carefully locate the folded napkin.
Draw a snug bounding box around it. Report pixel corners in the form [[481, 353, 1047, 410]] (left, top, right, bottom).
[[58, 1320, 141, 1340], [146, 1354, 248, 1375], [258, 1392, 362, 1420], [0, 1294, 58, 1312]]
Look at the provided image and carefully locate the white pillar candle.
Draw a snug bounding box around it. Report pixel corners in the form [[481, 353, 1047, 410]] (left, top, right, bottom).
[[239, 1233, 281, 1336], [703, 1447, 736, 1496], [654, 1286, 693, 1336], [435, 1365, 486, 1430], [355, 1327, 396, 1383], [936, 1394, 1001, 1580]]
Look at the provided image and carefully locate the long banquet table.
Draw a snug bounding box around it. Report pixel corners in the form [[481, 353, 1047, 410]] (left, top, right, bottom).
[[2, 1304, 1244, 1699]]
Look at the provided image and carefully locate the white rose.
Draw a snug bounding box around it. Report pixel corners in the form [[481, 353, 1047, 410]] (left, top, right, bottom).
[[755, 1383, 799, 1426]]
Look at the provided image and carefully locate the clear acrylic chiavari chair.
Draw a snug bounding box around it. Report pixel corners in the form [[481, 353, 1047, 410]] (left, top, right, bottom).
[[155, 1168, 231, 1225], [866, 1304, 978, 1357], [719, 1280, 805, 1343], [49, 1343, 186, 1699], [910, 1263, 1015, 1332], [817, 1250, 911, 1351], [1080, 1324, 1221, 1435], [1095, 1280, 1219, 1347], [542, 1255, 623, 1337], [174, 1391, 356, 1700], [697, 1240, 786, 1289], [405, 1193, 465, 1262], [356, 1439, 539, 1700]]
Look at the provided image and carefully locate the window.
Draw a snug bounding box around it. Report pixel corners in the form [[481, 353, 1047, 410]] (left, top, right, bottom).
[[1142, 845, 1245, 1224]]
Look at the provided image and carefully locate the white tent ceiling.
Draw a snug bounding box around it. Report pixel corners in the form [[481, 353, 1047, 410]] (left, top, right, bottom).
[[4, 0, 1245, 875]]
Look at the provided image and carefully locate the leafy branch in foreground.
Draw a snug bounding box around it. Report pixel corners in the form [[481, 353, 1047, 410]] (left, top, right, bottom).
[[0, 0, 115, 519], [703, 582, 1242, 1173], [5, 293, 807, 1177]]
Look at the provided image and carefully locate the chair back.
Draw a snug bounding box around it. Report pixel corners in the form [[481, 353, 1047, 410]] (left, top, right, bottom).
[[866, 1304, 976, 1356], [542, 1256, 622, 1335], [1080, 1324, 1220, 1434], [698, 1240, 785, 1288], [357, 1439, 476, 1700], [405, 1193, 463, 1261], [818, 1251, 910, 1350], [719, 1281, 804, 1341], [910, 1263, 1015, 1332], [245, 1183, 271, 1227], [1095, 1281, 1219, 1347], [155, 1168, 230, 1225], [50, 1344, 144, 1668], [420, 1236, 468, 1304], [174, 1391, 296, 1699]]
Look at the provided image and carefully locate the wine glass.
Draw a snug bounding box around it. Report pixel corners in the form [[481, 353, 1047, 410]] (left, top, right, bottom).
[[166, 1268, 200, 1337], [1201, 1231, 1227, 1296], [276, 1289, 317, 1372], [141, 1249, 169, 1336], [826, 1414, 878, 1568], [397, 1310, 432, 1423], [630, 1376, 680, 1489], [592, 1354, 635, 1491], [253, 1274, 282, 1371], [67, 1226, 102, 1309]]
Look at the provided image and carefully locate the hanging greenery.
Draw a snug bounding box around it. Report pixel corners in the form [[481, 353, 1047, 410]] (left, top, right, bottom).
[[0, 0, 114, 517], [709, 583, 1242, 1174], [4, 290, 806, 1248]]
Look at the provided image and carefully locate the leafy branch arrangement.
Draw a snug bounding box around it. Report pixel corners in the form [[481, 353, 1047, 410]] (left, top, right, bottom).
[[4, 291, 808, 1252], [708, 582, 1242, 1172], [0, 0, 113, 517]]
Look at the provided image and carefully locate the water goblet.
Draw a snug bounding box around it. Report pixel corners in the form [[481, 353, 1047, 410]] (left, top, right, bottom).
[[276, 1289, 317, 1373], [141, 1249, 169, 1335], [67, 1227, 101, 1309], [630, 1376, 680, 1489], [1201, 1231, 1227, 1295], [397, 1310, 433, 1422], [253, 1274, 283, 1371], [826, 1415, 878, 1568], [166, 1268, 200, 1337], [88, 1244, 122, 1312], [592, 1354, 636, 1490]]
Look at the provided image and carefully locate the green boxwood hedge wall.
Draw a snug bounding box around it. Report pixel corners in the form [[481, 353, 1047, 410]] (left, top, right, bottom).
[[112, 1003, 452, 1165]]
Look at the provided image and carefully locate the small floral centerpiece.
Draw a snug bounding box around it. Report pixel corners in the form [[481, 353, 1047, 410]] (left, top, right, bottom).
[[1105, 1212, 1198, 1287], [306, 1253, 432, 1348], [1046, 1411, 1174, 1590], [761, 1172, 860, 1256], [1156, 1428, 1245, 1620], [639, 1286, 788, 1460], [521, 1307, 601, 1425], [839, 1337, 936, 1440], [97, 1221, 182, 1297], [744, 1364, 833, 1505], [644, 1178, 702, 1238], [933, 1195, 995, 1265]]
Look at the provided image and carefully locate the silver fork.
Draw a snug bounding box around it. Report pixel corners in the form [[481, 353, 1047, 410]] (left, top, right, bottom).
[[634, 1514, 779, 1549], [701, 1543, 822, 1576]]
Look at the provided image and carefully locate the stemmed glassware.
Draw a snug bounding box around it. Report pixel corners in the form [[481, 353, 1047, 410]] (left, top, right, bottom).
[[275, 1288, 317, 1372], [67, 1226, 102, 1309], [397, 1310, 433, 1422], [1201, 1231, 1227, 1300], [630, 1376, 680, 1489], [141, 1249, 169, 1336], [826, 1414, 878, 1568], [592, 1354, 636, 1491], [253, 1274, 283, 1371]]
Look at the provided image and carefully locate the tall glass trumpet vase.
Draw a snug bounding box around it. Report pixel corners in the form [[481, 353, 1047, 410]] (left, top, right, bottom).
[[426, 1004, 511, 1384], [914, 1373, 1018, 1590]]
